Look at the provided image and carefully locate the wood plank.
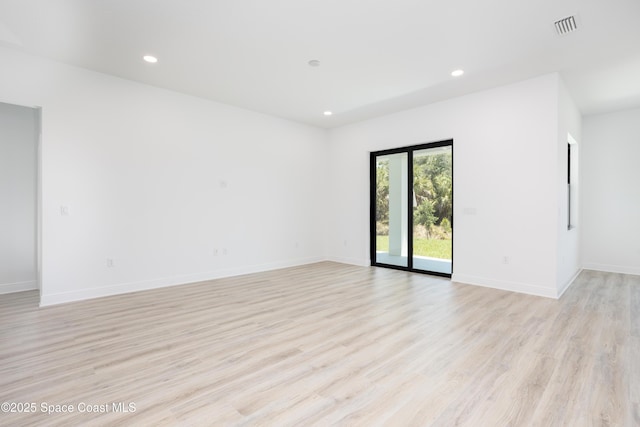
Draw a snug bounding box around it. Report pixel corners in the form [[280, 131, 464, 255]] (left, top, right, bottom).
[[629, 273, 640, 338], [0, 262, 635, 425]]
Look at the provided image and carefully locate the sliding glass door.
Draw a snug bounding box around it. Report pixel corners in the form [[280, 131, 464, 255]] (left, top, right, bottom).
[[412, 145, 452, 274], [371, 140, 453, 277], [373, 152, 409, 267]]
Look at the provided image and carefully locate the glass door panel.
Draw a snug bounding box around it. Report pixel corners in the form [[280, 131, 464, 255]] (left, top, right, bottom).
[[374, 152, 408, 267], [412, 146, 452, 274]]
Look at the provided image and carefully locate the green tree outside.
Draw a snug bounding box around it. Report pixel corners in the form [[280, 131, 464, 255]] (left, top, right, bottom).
[[376, 152, 452, 259]]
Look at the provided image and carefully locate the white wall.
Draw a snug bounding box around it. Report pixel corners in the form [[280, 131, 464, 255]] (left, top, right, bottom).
[[556, 78, 582, 295], [327, 74, 565, 298], [0, 43, 587, 303], [0, 46, 328, 305], [582, 108, 640, 275], [0, 102, 38, 294]]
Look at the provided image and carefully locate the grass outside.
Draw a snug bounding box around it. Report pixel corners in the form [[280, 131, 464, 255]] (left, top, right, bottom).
[[376, 235, 452, 260]]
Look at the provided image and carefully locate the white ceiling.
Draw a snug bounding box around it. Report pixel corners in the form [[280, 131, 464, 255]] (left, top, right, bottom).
[[1, 0, 639, 128]]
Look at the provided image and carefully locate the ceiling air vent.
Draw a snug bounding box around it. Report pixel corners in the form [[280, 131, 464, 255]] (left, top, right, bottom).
[[554, 16, 578, 36]]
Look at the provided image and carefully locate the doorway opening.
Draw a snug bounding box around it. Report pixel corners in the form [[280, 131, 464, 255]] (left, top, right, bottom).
[[370, 140, 453, 277], [0, 101, 41, 297]]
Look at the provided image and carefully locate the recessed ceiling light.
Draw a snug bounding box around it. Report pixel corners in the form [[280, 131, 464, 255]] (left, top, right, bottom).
[[451, 69, 464, 77], [324, 111, 333, 116], [143, 55, 158, 64], [308, 60, 321, 67]]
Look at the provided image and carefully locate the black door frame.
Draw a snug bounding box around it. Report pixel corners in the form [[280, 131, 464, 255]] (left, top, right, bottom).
[[369, 139, 453, 278]]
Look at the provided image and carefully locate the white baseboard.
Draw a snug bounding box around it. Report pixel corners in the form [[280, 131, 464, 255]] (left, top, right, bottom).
[[0, 280, 37, 295], [326, 256, 370, 267], [557, 268, 583, 298], [451, 274, 558, 299], [39, 256, 325, 307], [582, 263, 640, 276]]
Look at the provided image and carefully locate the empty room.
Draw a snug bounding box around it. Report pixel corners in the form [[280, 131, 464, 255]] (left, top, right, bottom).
[[1, 0, 639, 425]]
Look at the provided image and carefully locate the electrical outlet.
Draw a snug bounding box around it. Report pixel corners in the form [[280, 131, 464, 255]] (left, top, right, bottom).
[[222, 248, 228, 255], [213, 249, 219, 256], [502, 256, 509, 265], [106, 258, 115, 268]]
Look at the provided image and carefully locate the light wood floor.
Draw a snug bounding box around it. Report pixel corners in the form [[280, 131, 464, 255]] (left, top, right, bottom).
[[1, 262, 638, 426]]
